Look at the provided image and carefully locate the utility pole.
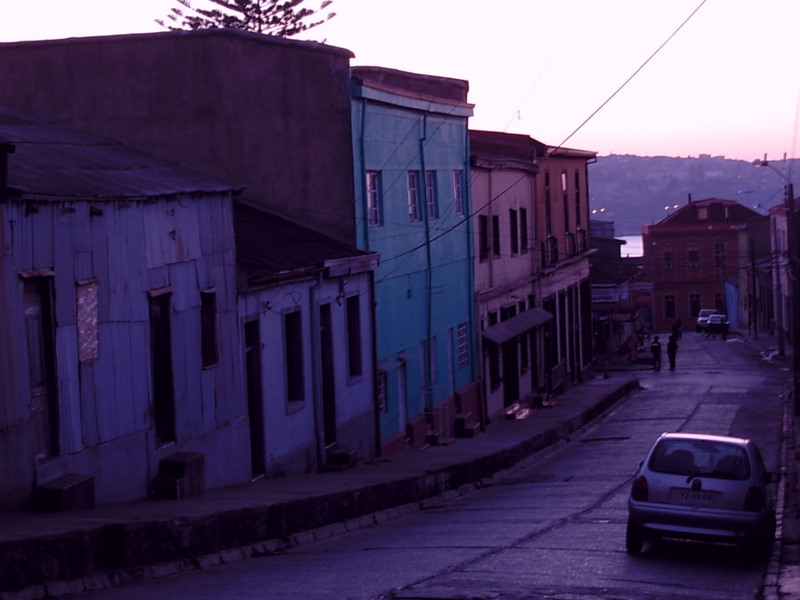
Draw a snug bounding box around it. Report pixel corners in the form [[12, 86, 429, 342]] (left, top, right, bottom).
[[750, 238, 757, 339], [786, 181, 800, 414]]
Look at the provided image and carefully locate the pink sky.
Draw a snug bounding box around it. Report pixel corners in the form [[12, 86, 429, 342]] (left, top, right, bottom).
[[1, 0, 798, 162]]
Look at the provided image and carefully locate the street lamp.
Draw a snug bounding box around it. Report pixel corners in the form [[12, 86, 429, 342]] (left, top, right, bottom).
[[754, 158, 798, 413]]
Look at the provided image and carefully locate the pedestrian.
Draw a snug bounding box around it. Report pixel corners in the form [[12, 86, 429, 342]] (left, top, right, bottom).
[[650, 335, 662, 371], [672, 318, 682, 340], [667, 334, 678, 370]]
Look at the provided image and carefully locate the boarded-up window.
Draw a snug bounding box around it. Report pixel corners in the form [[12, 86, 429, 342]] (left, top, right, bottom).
[[77, 280, 99, 363]]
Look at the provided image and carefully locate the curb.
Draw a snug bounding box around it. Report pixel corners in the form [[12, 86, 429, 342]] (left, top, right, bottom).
[[0, 378, 640, 599]]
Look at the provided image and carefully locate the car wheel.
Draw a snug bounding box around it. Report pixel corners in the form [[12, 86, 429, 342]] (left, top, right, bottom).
[[626, 521, 644, 554]]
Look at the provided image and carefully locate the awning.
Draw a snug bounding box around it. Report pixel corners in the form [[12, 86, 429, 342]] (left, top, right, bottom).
[[482, 307, 553, 345]]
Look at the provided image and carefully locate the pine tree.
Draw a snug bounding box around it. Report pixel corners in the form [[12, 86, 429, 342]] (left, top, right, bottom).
[[157, 0, 335, 37]]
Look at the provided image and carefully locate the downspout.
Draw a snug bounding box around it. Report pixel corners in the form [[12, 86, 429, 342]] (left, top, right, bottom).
[[356, 93, 382, 457], [464, 130, 485, 425], [420, 115, 433, 412], [310, 271, 324, 471], [369, 267, 381, 457], [358, 97, 370, 252]]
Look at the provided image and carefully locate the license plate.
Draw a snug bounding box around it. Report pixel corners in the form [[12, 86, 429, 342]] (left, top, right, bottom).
[[670, 489, 717, 506]]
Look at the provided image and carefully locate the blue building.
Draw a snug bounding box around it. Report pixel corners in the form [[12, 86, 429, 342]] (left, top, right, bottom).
[[351, 67, 481, 453]]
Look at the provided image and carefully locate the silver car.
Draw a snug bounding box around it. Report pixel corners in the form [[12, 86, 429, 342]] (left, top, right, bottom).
[[626, 432, 779, 558]]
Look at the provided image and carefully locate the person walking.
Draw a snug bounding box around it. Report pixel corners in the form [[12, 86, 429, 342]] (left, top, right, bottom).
[[650, 335, 662, 371], [667, 334, 678, 370]]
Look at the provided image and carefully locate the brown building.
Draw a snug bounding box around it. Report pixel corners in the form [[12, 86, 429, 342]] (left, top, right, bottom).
[[642, 197, 761, 333], [0, 29, 357, 244]]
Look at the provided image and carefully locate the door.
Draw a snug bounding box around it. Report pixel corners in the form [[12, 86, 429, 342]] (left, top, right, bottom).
[[501, 339, 520, 406], [24, 277, 58, 459], [244, 319, 266, 477], [149, 293, 175, 445]]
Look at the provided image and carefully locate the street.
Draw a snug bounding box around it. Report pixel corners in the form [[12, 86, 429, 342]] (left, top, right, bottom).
[[75, 332, 789, 600]]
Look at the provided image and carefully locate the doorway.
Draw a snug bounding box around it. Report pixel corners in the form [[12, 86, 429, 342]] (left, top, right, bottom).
[[319, 304, 337, 447], [149, 292, 175, 445], [24, 277, 58, 459], [244, 319, 266, 477]]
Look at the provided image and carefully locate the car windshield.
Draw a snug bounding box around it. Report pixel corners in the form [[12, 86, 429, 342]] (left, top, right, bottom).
[[649, 439, 750, 480]]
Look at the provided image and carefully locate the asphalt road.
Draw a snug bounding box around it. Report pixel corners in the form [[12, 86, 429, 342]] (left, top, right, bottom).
[[74, 332, 789, 600]]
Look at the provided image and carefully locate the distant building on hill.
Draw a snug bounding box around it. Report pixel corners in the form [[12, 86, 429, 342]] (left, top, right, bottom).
[[642, 197, 761, 332]]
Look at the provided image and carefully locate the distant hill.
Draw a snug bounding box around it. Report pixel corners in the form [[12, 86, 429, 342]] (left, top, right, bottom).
[[588, 154, 799, 236]]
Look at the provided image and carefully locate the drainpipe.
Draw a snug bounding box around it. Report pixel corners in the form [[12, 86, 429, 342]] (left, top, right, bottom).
[[463, 130, 485, 425], [310, 271, 324, 471], [419, 116, 434, 414], [357, 96, 382, 457], [357, 98, 370, 252]]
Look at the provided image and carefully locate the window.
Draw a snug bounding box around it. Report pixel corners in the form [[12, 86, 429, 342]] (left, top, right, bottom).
[[346, 295, 362, 378], [509, 209, 519, 255], [663, 248, 675, 270], [284, 310, 304, 404], [457, 322, 469, 369], [698, 207, 709, 221], [548, 235, 558, 265], [714, 241, 725, 269], [487, 312, 500, 390], [544, 172, 553, 235], [200, 290, 218, 368], [520, 208, 528, 253], [425, 171, 438, 219], [77, 280, 99, 363], [366, 171, 382, 227], [725, 206, 734, 220], [377, 370, 388, 414], [407, 171, 421, 222], [452, 170, 464, 216], [478, 215, 489, 261], [492, 215, 501, 257], [574, 171, 582, 227], [562, 171, 570, 232], [689, 293, 701, 318], [566, 232, 576, 256], [664, 294, 676, 320], [688, 246, 699, 269]]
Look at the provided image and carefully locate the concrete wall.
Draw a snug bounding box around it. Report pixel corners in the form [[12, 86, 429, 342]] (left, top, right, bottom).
[[352, 69, 479, 449], [0, 30, 357, 245], [238, 270, 377, 475]]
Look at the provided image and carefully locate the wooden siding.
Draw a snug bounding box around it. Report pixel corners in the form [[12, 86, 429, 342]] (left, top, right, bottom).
[[0, 192, 251, 508]]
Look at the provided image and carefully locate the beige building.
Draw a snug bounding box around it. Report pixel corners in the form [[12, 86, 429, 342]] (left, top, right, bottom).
[[470, 131, 595, 419]]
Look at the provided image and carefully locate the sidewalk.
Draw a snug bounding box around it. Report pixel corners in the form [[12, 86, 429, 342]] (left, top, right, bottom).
[[704, 329, 799, 600], [0, 375, 640, 599]]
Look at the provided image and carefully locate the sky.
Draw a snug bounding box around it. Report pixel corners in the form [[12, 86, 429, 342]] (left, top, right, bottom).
[[1, 0, 798, 163]]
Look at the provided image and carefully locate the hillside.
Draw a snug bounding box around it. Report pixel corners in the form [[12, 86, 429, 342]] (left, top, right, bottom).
[[588, 154, 799, 236]]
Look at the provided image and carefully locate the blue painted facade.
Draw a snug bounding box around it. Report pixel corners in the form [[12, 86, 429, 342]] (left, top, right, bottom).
[[351, 67, 481, 452]]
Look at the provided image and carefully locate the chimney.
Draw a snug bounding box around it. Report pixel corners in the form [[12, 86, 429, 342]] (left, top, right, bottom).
[[0, 143, 15, 204], [688, 193, 692, 204]]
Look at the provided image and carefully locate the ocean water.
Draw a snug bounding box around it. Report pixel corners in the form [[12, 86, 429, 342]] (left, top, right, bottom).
[[619, 235, 643, 257]]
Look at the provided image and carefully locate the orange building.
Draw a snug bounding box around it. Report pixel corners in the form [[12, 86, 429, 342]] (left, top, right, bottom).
[[642, 197, 761, 333]]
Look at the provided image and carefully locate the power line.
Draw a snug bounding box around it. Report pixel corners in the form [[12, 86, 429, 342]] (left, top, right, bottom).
[[554, 0, 709, 153]]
